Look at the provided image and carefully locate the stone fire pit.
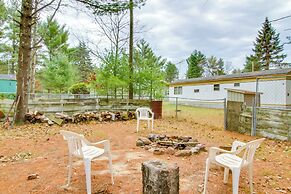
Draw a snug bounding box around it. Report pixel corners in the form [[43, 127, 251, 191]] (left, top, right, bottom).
[[136, 134, 206, 157]]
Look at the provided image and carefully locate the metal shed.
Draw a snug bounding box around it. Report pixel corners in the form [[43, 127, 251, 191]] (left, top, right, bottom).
[[0, 74, 17, 93], [226, 88, 261, 107]]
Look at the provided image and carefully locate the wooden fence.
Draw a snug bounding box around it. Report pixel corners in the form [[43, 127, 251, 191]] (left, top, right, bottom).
[[226, 101, 291, 141], [0, 98, 150, 116]]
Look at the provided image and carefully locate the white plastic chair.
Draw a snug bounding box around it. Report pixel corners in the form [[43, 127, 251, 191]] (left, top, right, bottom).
[[135, 107, 154, 132], [203, 138, 265, 194], [60, 130, 114, 194]]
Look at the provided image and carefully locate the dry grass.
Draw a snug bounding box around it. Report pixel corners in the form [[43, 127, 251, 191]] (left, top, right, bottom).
[[163, 102, 224, 127]]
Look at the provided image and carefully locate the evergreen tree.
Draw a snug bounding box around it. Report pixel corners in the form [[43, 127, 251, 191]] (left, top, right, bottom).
[[69, 42, 94, 82], [252, 17, 287, 70], [41, 54, 78, 92], [38, 18, 69, 61], [205, 56, 225, 76], [243, 55, 261, 72], [186, 50, 206, 78], [165, 61, 179, 83], [134, 40, 166, 99]]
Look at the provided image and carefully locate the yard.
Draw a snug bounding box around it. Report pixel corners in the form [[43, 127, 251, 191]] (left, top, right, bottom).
[[0, 112, 290, 193]]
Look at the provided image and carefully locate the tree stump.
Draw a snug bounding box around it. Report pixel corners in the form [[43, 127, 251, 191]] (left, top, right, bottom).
[[142, 160, 179, 194]]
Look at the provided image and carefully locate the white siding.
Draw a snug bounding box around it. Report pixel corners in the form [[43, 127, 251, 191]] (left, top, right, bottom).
[[169, 79, 287, 107]]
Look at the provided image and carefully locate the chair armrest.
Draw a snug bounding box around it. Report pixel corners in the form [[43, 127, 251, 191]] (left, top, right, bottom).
[[208, 147, 233, 160], [231, 140, 246, 152], [90, 140, 111, 152]]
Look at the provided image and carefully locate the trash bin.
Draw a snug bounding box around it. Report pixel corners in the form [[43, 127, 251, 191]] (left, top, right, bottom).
[[150, 101, 162, 119]]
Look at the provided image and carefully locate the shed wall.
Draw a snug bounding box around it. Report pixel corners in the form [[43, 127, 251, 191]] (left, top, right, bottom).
[[0, 80, 16, 93]]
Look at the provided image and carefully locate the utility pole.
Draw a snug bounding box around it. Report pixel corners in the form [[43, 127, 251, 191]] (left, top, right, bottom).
[[128, 0, 134, 99]]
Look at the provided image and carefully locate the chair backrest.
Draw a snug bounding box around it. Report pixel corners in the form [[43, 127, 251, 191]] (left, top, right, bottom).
[[60, 130, 86, 158], [236, 138, 265, 166], [136, 107, 151, 119]]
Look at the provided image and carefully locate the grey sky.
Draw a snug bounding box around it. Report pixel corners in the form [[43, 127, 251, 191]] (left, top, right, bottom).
[[56, 0, 291, 78]]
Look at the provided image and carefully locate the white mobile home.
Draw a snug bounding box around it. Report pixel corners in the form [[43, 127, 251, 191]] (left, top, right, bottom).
[[169, 68, 291, 108]]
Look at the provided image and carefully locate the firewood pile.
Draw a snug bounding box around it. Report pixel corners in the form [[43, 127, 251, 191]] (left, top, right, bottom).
[[25, 111, 136, 125], [136, 134, 207, 157]]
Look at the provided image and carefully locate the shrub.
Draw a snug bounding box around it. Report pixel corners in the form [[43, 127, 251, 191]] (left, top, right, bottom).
[[69, 83, 90, 94], [0, 93, 16, 100]]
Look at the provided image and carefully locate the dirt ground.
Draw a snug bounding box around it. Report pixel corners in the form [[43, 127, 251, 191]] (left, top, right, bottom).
[[0, 118, 290, 194]]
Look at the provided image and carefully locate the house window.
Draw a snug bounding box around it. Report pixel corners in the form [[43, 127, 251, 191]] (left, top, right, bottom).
[[213, 84, 220, 91], [234, 83, 240, 87], [194, 89, 200, 93], [174, 86, 182, 95]]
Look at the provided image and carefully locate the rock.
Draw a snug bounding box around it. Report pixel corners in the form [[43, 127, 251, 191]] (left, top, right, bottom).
[[175, 150, 192, 157], [196, 144, 207, 152], [165, 147, 175, 155], [191, 147, 200, 154], [153, 148, 164, 155], [197, 184, 204, 193], [157, 141, 173, 146], [27, 173, 39, 180], [148, 134, 159, 142], [136, 140, 145, 147], [181, 136, 191, 142], [138, 137, 152, 145], [158, 134, 166, 140]]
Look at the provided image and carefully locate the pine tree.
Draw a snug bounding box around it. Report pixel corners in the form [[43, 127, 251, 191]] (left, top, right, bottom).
[[69, 42, 94, 82], [243, 55, 261, 72], [186, 50, 206, 78], [252, 17, 287, 70], [165, 62, 179, 83]]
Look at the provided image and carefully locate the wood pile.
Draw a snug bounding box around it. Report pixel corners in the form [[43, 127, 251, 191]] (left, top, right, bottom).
[[25, 110, 136, 125]]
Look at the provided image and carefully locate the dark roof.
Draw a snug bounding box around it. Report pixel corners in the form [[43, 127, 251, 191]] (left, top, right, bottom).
[[171, 68, 291, 85], [0, 74, 16, 80], [225, 88, 263, 95]]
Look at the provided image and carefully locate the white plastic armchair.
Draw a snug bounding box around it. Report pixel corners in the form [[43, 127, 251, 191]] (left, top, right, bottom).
[[203, 138, 265, 194], [60, 130, 114, 194], [135, 107, 154, 132]]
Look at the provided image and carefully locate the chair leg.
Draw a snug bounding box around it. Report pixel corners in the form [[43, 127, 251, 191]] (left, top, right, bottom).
[[151, 119, 154, 131], [203, 158, 210, 194], [232, 168, 241, 194], [147, 120, 150, 129], [66, 154, 73, 187], [136, 119, 139, 132], [248, 165, 254, 193], [223, 168, 229, 184], [108, 151, 114, 185], [84, 159, 92, 194]]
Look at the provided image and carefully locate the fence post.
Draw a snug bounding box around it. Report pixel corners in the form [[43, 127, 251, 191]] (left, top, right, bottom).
[[175, 97, 178, 119], [251, 99, 256, 136], [224, 98, 227, 130]]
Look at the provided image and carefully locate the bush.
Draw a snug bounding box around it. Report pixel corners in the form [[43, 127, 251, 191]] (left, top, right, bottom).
[[69, 83, 90, 94], [0, 93, 16, 100]]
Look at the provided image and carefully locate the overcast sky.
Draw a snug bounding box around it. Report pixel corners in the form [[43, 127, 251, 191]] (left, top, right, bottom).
[[56, 0, 291, 78]]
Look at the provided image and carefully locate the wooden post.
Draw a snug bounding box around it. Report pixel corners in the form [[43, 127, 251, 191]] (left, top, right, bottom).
[[224, 98, 227, 130], [142, 160, 179, 194]]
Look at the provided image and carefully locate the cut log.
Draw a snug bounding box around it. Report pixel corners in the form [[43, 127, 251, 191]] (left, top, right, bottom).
[[142, 160, 179, 194]]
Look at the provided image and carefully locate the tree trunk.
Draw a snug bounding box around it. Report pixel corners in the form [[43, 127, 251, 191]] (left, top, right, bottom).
[[29, 0, 39, 96], [15, 0, 33, 123], [128, 0, 134, 99], [142, 160, 179, 194]]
